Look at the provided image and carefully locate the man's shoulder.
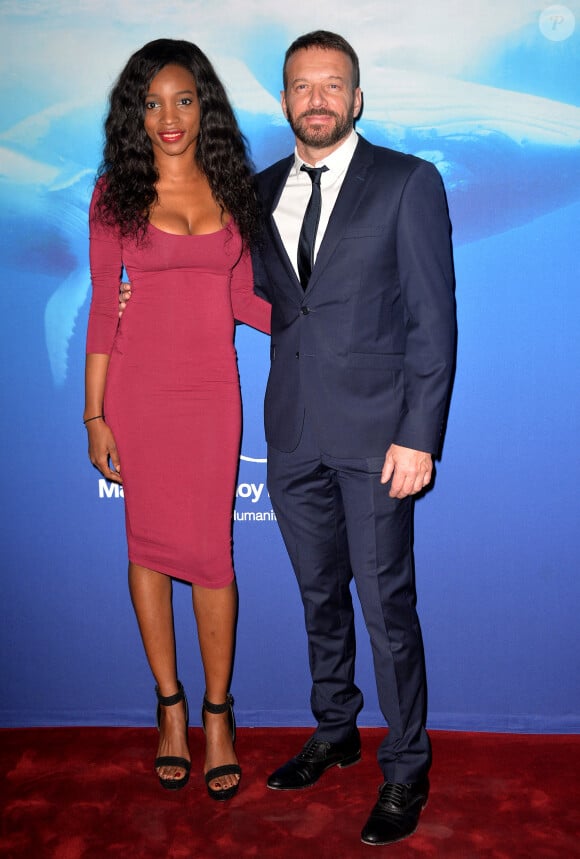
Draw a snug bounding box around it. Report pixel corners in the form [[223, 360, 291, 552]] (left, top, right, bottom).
[[357, 138, 447, 196], [256, 154, 293, 186], [357, 135, 430, 173], [254, 137, 439, 190]]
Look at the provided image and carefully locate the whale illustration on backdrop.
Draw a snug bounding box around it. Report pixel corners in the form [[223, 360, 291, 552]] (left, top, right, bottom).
[[1, 64, 579, 386]]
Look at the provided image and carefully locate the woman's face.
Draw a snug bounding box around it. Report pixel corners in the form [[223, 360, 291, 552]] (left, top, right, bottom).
[[143, 63, 201, 160]]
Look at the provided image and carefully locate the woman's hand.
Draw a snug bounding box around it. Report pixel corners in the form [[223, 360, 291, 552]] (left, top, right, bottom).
[[119, 282, 131, 318], [86, 419, 122, 484]]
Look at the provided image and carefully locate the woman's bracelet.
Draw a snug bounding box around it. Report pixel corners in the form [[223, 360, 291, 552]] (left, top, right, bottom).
[[83, 414, 105, 425]]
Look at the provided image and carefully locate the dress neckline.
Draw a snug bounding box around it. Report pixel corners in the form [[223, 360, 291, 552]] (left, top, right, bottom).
[[148, 221, 231, 239]]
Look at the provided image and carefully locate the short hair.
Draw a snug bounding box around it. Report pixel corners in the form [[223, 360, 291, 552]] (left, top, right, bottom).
[[283, 30, 360, 90]]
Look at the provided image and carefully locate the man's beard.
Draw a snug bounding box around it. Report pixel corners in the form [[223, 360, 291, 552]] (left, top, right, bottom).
[[287, 106, 354, 150]]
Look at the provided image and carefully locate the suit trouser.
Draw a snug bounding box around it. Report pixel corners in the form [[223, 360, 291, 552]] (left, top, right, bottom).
[[267, 413, 431, 783]]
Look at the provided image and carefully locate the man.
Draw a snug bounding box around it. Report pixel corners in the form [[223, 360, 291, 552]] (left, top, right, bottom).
[[252, 31, 456, 846], [120, 29, 455, 846]]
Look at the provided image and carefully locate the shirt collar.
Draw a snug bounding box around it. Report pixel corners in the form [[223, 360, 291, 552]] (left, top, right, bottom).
[[292, 128, 359, 176]]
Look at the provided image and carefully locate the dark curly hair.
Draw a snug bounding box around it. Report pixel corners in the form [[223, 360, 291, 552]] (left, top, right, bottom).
[[95, 39, 259, 245]]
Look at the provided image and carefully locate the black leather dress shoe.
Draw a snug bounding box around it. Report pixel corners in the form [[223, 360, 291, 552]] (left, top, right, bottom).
[[360, 778, 429, 846], [267, 729, 361, 790]]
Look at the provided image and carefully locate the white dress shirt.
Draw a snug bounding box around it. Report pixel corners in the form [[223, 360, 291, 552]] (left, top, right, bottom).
[[273, 129, 359, 278]]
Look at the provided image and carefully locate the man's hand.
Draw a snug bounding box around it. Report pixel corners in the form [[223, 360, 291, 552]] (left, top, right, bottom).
[[119, 282, 131, 318], [381, 443, 433, 499]]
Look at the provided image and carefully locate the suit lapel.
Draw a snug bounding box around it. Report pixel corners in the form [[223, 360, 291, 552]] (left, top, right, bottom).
[[306, 136, 374, 293], [261, 157, 301, 289], [260, 137, 376, 296]]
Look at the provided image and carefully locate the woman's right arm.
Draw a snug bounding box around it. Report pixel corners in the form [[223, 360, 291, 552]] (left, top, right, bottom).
[[84, 354, 122, 483], [84, 182, 123, 483]]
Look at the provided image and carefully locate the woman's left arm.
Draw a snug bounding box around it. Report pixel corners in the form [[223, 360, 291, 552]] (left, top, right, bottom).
[[230, 248, 271, 335]]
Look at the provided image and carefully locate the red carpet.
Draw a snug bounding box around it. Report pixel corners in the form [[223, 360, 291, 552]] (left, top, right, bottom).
[[1, 728, 579, 858]]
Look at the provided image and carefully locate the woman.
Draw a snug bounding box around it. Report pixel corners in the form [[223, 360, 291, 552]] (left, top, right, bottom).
[[84, 39, 270, 800]]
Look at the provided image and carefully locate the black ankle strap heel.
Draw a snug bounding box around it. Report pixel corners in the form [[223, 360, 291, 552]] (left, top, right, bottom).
[[154, 681, 191, 791], [202, 693, 240, 801]]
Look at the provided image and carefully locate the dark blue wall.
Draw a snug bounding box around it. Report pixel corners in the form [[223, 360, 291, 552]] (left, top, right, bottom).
[[1, 1, 579, 732]]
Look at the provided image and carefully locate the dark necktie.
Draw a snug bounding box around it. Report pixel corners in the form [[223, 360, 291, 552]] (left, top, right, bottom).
[[297, 165, 328, 289]]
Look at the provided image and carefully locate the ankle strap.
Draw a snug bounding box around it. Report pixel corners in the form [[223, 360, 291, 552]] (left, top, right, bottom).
[[155, 681, 185, 708], [202, 692, 233, 714]]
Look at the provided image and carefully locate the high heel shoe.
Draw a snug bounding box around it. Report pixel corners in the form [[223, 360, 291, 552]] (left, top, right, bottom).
[[202, 693, 241, 801], [155, 681, 191, 791]]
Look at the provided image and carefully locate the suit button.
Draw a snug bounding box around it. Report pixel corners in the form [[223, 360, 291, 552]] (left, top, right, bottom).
[[301, 307, 310, 315], [295, 352, 300, 359]]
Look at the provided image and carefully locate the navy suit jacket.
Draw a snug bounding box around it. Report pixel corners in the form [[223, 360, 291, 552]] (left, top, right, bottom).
[[253, 135, 456, 460]]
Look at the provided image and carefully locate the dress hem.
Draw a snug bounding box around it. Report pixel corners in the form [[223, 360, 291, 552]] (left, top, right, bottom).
[[128, 553, 235, 589]]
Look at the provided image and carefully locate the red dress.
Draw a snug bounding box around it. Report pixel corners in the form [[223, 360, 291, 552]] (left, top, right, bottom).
[[86, 187, 271, 586]]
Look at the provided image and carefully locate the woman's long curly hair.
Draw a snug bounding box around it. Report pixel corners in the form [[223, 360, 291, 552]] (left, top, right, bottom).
[[95, 39, 259, 245]]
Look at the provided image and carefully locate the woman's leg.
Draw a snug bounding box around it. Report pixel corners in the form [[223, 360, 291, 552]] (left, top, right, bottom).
[[129, 562, 190, 783], [192, 580, 239, 792]]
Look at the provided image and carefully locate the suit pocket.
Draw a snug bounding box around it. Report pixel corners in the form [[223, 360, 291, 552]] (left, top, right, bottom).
[[343, 224, 386, 238], [347, 353, 404, 370]]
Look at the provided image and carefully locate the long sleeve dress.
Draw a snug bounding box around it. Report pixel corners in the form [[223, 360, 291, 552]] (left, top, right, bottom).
[[86, 185, 271, 586]]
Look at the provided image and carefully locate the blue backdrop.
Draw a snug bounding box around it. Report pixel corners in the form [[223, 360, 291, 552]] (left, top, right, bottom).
[[1, 0, 579, 732]]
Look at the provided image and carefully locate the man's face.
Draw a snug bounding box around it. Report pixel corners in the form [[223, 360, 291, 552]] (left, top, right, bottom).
[[281, 47, 362, 157]]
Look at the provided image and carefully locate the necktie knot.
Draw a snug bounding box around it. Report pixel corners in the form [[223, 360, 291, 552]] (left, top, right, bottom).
[[301, 164, 328, 186], [297, 165, 328, 289]]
